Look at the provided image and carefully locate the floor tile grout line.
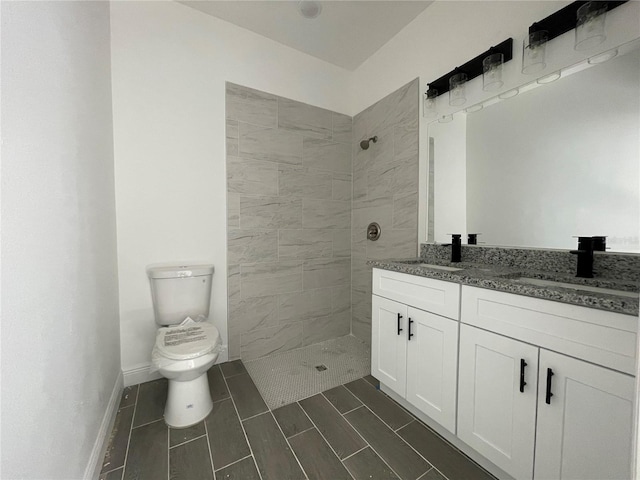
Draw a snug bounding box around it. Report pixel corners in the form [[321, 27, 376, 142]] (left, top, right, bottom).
[[295, 400, 358, 480], [203, 416, 216, 480], [119, 383, 141, 480], [339, 405, 407, 480], [285, 426, 316, 441], [221, 365, 264, 480], [339, 444, 368, 462], [131, 417, 165, 430], [213, 454, 253, 473], [266, 407, 311, 480], [239, 407, 271, 423], [99, 466, 124, 476], [168, 433, 208, 450], [394, 418, 416, 432]]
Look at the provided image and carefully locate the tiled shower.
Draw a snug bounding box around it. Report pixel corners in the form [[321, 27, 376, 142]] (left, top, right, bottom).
[[226, 79, 419, 361]]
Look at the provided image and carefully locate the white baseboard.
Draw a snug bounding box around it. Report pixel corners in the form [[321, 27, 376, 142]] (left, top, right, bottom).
[[84, 371, 123, 480], [123, 344, 229, 387]]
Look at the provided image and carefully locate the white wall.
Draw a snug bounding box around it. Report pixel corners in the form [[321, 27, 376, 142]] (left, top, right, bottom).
[[1, 2, 121, 478], [110, 1, 352, 381]]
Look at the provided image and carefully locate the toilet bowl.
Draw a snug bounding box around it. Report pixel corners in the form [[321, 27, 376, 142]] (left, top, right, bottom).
[[152, 321, 221, 428], [146, 263, 220, 429]]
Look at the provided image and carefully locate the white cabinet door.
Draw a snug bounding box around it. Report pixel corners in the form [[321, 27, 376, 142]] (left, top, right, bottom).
[[458, 324, 538, 480], [406, 307, 458, 434], [371, 295, 408, 397], [534, 350, 635, 480]]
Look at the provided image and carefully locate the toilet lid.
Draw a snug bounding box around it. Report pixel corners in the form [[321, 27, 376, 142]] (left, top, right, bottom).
[[155, 322, 220, 360]]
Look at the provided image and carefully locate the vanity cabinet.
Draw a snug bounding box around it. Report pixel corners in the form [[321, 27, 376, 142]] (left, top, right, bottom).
[[371, 269, 460, 433]]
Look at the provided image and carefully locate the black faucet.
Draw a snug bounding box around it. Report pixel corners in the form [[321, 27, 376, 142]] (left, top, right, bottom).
[[449, 234, 462, 263], [468, 233, 480, 245], [592, 236, 607, 252], [570, 236, 594, 278]]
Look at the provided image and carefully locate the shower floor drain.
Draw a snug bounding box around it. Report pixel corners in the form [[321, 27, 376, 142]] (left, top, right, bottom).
[[315, 364, 327, 372]]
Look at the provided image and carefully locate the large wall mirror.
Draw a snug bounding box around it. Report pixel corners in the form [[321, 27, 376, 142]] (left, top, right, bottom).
[[427, 38, 640, 253]]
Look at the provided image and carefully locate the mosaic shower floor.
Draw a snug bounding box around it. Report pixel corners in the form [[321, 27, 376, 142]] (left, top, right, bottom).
[[244, 334, 371, 409]]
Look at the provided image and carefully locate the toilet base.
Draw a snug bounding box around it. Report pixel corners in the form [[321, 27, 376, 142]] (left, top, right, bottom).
[[164, 372, 213, 428]]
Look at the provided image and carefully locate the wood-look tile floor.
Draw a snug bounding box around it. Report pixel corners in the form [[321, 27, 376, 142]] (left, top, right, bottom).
[[99, 361, 494, 480]]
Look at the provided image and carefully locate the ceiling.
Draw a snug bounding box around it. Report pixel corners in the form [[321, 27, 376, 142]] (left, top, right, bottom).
[[178, 1, 433, 70]]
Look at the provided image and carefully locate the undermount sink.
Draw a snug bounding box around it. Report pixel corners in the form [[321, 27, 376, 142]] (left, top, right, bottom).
[[417, 263, 463, 272], [518, 277, 638, 298]]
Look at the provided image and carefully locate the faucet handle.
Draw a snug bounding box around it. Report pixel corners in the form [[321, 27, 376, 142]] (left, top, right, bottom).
[[467, 233, 481, 245]]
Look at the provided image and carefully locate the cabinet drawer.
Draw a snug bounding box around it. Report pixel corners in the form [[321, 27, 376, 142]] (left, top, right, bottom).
[[373, 268, 460, 320], [461, 285, 637, 375]]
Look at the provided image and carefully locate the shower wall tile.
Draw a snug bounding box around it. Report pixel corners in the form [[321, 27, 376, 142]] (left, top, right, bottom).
[[230, 296, 279, 333], [240, 323, 303, 361], [303, 199, 350, 229], [351, 78, 419, 343], [332, 229, 351, 258], [278, 97, 332, 140], [303, 258, 351, 289], [226, 83, 352, 360], [332, 112, 353, 145], [239, 123, 303, 165], [228, 229, 278, 264], [226, 83, 277, 128], [278, 229, 333, 260], [227, 156, 278, 195], [303, 139, 352, 174], [240, 261, 303, 299], [278, 165, 332, 199], [239, 196, 302, 229], [278, 288, 333, 324]]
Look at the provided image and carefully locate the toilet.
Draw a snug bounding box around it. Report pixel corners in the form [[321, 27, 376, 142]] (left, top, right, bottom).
[[147, 264, 221, 428]]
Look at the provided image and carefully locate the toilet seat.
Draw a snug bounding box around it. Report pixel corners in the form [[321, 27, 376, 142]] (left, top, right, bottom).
[[155, 322, 220, 360]]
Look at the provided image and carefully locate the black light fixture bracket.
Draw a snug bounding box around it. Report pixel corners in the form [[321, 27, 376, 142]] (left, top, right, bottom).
[[528, 1, 627, 41], [426, 38, 513, 97]]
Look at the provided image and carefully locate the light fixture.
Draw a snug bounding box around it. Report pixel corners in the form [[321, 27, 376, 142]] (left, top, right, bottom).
[[465, 104, 484, 113], [298, 1, 322, 19], [575, 1, 607, 51], [588, 48, 618, 64], [522, 31, 548, 75], [423, 88, 438, 118], [449, 72, 467, 106], [537, 71, 561, 84], [499, 88, 519, 99], [483, 53, 504, 91]]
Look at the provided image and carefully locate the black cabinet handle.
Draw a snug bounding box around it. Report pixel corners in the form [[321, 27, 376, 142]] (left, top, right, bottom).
[[397, 313, 403, 335], [408, 318, 414, 340], [519, 359, 528, 393], [545, 368, 554, 404]]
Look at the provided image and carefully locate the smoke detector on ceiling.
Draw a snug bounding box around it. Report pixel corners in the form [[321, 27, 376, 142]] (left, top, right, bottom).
[[298, 1, 322, 19]]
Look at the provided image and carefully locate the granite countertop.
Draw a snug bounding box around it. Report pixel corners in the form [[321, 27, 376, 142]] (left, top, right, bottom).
[[368, 258, 640, 316]]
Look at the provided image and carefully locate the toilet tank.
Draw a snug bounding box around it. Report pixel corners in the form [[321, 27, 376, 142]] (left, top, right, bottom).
[[146, 264, 214, 326]]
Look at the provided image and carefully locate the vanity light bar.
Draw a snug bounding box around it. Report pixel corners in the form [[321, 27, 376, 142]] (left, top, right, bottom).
[[426, 38, 513, 98], [528, 0, 627, 41]]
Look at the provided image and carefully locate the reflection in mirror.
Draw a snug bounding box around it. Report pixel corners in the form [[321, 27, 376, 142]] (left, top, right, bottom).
[[429, 42, 640, 253]]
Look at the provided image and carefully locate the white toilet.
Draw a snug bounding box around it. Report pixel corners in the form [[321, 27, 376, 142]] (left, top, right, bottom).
[[147, 264, 221, 428]]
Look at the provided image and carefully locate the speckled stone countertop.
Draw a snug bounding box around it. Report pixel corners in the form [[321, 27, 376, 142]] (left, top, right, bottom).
[[368, 257, 640, 317]]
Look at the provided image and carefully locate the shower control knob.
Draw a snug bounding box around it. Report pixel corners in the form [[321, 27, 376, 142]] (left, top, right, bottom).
[[367, 222, 381, 241]]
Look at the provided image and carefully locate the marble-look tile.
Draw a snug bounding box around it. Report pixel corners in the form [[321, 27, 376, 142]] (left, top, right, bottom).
[[227, 193, 240, 228], [240, 260, 303, 299], [226, 83, 277, 127], [303, 138, 351, 174], [351, 260, 373, 290], [332, 174, 352, 201], [228, 229, 278, 264], [241, 323, 303, 361], [352, 196, 393, 228], [278, 165, 332, 199], [367, 155, 418, 201], [228, 333, 241, 360], [303, 199, 350, 229], [239, 122, 302, 165], [332, 286, 351, 314], [278, 288, 332, 323], [352, 171, 368, 202], [394, 117, 419, 162], [278, 97, 332, 139], [367, 126, 394, 173], [278, 229, 333, 260], [303, 257, 351, 289], [393, 191, 418, 229], [230, 295, 279, 333], [351, 319, 372, 343], [332, 229, 351, 258], [239, 196, 302, 229], [227, 156, 278, 195], [366, 228, 417, 260], [303, 312, 350, 345], [226, 119, 239, 156], [332, 112, 353, 145]]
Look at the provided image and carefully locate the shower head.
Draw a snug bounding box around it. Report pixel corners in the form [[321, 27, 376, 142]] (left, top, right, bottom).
[[360, 136, 378, 150]]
